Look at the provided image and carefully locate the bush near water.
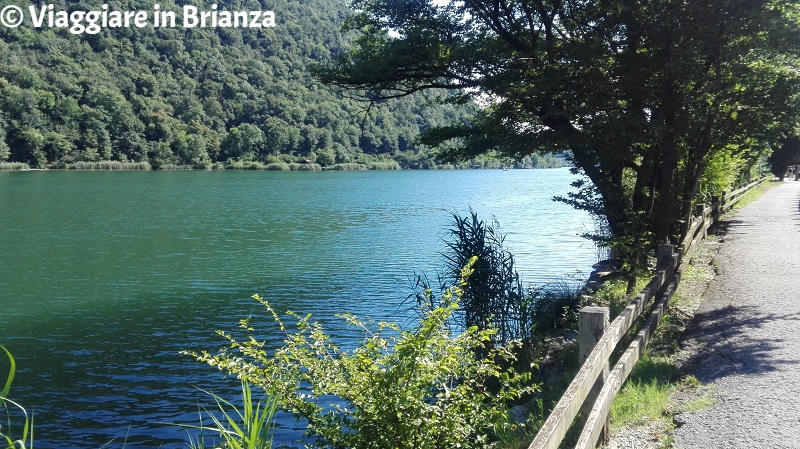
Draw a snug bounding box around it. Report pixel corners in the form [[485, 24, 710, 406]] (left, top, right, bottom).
[[192, 211, 593, 449], [193, 258, 537, 449]]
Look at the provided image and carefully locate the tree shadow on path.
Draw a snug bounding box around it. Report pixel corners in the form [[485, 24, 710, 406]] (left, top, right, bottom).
[[712, 219, 753, 241], [679, 305, 800, 384]]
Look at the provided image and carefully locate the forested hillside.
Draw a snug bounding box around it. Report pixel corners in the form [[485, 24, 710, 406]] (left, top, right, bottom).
[[0, 0, 479, 169]]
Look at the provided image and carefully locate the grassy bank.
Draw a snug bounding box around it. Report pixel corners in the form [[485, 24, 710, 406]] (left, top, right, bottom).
[[606, 239, 720, 447]]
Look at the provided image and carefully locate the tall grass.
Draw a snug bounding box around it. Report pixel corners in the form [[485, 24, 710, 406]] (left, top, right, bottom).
[[67, 161, 151, 171], [289, 163, 322, 171], [229, 160, 267, 170], [440, 211, 531, 346], [183, 382, 276, 449], [525, 280, 583, 337], [412, 210, 583, 365], [0, 163, 30, 171], [1, 346, 33, 449], [264, 162, 290, 171], [330, 163, 367, 170], [366, 161, 401, 170], [227, 161, 322, 171], [610, 354, 680, 429], [158, 164, 197, 170]]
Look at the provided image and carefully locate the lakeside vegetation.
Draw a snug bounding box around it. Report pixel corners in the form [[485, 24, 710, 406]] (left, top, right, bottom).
[[0, 162, 29, 170], [0, 154, 567, 171], [67, 161, 152, 170]]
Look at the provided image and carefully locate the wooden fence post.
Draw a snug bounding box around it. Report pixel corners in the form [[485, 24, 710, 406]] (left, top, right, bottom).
[[695, 203, 707, 240], [656, 244, 675, 272], [711, 195, 721, 222], [681, 215, 693, 242], [578, 306, 610, 445]]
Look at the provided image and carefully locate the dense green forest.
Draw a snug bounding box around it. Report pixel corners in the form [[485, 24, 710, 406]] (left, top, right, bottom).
[[0, 0, 559, 169]]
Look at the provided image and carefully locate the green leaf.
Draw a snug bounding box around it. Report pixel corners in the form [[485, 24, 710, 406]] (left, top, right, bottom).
[[0, 346, 15, 399]]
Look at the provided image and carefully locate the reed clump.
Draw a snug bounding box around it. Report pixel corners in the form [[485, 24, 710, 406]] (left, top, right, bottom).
[[67, 161, 152, 170], [289, 163, 322, 171], [366, 161, 402, 170], [159, 164, 197, 170], [229, 160, 267, 170], [330, 163, 367, 170], [264, 162, 291, 171], [411, 211, 584, 367], [0, 162, 31, 170]]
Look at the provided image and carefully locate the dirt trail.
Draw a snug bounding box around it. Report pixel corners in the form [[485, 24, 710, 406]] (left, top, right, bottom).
[[673, 180, 800, 448]]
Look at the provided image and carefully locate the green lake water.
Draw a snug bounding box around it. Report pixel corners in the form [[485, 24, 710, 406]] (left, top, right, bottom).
[[0, 168, 596, 448]]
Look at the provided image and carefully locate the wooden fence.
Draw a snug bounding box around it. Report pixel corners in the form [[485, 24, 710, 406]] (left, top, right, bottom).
[[527, 177, 768, 449]]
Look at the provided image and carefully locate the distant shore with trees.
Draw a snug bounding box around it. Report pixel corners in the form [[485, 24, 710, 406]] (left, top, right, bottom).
[[0, 151, 567, 171], [0, 0, 479, 170]]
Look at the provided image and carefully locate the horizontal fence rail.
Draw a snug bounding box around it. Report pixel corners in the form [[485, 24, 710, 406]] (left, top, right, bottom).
[[528, 176, 767, 449]]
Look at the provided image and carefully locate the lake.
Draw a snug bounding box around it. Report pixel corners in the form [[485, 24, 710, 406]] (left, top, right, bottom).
[[0, 168, 596, 448]]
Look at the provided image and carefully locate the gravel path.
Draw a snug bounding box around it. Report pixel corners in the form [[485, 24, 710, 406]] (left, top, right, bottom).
[[673, 180, 800, 449]]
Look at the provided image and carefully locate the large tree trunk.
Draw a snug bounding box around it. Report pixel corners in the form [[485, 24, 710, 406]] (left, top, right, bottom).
[[653, 38, 681, 244], [680, 117, 715, 239]]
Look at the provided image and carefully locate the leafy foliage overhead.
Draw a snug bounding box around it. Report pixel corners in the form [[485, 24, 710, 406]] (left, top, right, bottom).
[[319, 0, 800, 255]]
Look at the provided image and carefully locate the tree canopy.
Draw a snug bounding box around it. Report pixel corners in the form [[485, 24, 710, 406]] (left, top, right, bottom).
[[319, 0, 800, 258]]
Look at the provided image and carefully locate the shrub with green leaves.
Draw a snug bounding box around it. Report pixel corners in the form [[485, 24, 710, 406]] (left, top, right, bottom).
[[192, 259, 537, 449]]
